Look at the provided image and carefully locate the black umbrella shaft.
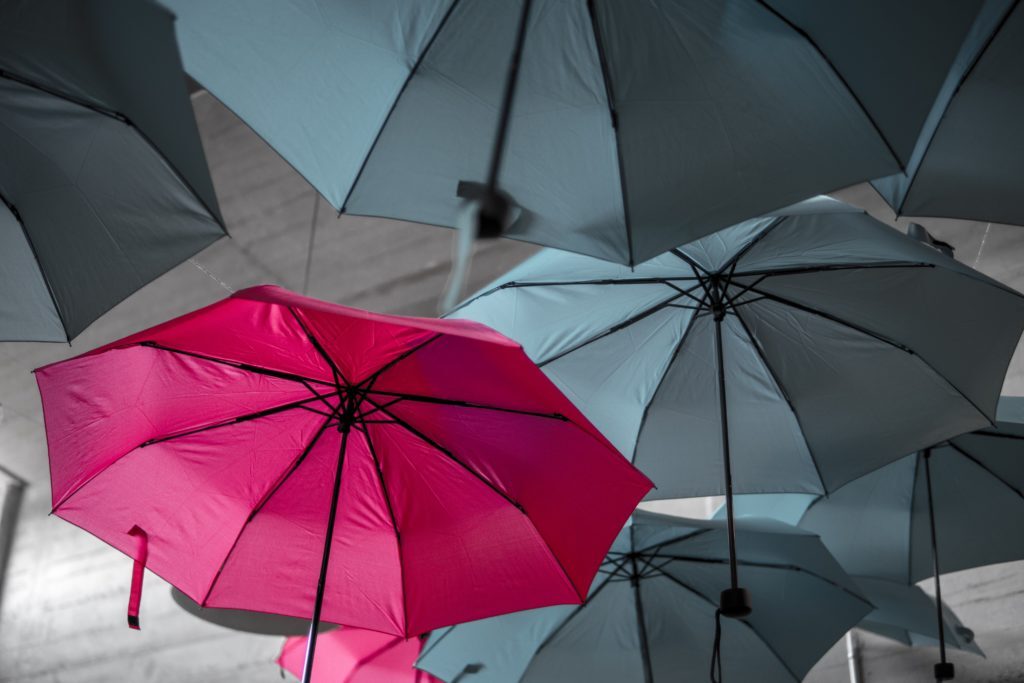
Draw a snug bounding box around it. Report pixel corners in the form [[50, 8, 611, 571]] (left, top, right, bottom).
[[630, 557, 655, 683], [714, 314, 739, 591], [301, 423, 351, 683], [485, 0, 534, 195], [923, 449, 948, 666]]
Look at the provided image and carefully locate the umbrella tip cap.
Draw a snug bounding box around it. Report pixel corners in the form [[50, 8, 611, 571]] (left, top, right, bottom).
[[719, 587, 752, 618]]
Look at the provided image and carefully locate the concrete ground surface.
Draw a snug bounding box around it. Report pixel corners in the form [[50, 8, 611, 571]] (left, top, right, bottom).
[[0, 93, 1020, 682]]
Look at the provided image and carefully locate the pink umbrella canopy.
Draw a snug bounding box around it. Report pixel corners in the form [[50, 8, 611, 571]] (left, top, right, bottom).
[[36, 286, 650, 646], [278, 628, 440, 683]]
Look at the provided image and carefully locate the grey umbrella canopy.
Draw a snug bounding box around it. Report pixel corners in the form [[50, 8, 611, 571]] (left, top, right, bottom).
[[0, 0, 225, 342], [451, 197, 1024, 616], [415, 512, 871, 683], [853, 578, 981, 657], [727, 398, 1024, 679], [873, 0, 1024, 226], [162, 0, 983, 265]]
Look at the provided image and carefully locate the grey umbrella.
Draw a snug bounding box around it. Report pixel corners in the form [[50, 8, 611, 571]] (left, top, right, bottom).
[[162, 0, 984, 265], [0, 0, 225, 341], [873, 0, 1024, 226], [416, 512, 872, 683], [449, 197, 1024, 619]]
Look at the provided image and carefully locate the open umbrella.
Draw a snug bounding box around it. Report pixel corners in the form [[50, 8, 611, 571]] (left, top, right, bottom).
[[449, 196, 1024, 619], [279, 628, 441, 683], [0, 0, 225, 341], [853, 577, 980, 657], [726, 397, 1024, 679], [415, 512, 872, 683], [161, 0, 983, 265], [873, 0, 1024, 227], [35, 285, 651, 683]]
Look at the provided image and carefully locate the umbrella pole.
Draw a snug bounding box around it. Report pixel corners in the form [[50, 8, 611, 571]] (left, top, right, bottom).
[[923, 449, 954, 681], [301, 421, 352, 683], [713, 306, 750, 618]]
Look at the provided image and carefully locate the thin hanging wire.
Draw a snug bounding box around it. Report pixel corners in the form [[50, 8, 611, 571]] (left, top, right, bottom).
[[189, 258, 235, 293], [303, 191, 320, 295]]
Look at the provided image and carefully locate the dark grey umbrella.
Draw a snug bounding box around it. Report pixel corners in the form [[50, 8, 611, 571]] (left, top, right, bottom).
[[163, 0, 983, 265], [873, 0, 1024, 226], [0, 0, 225, 341]]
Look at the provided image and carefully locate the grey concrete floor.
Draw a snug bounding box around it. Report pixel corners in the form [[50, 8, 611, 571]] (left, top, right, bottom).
[[0, 93, 1022, 682]]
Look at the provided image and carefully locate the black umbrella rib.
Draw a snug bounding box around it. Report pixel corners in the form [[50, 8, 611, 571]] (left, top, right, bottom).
[[649, 565, 804, 682], [357, 412, 409, 632], [139, 391, 341, 448], [629, 555, 655, 683], [741, 284, 993, 425], [649, 554, 870, 604], [365, 389, 567, 421], [137, 341, 333, 387], [0, 68, 125, 122], [890, 0, 1020, 215], [586, 0, 635, 265], [947, 441, 1024, 502], [733, 261, 934, 279], [287, 307, 349, 386], [359, 396, 523, 512], [730, 308, 827, 493], [201, 416, 333, 605], [670, 248, 712, 277], [628, 309, 701, 464], [717, 216, 787, 273], [537, 286, 698, 367], [530, 576, 614, 658], [753, 1, 901, 167], [0, 70, 225, 231], [356, 334, 442, 389], [338, 0, 463, 212], [0, 187, 70, 341]]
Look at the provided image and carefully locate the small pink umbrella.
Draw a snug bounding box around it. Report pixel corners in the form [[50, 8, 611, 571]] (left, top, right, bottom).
[[36, 286, 650, 682], [278, 628, 440, 683]]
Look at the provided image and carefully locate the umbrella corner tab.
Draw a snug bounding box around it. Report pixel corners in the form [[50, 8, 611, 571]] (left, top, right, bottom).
[[126, 525, 148, 630]]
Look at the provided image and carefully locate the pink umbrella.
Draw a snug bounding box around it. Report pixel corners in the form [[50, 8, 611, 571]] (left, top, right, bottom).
[[36, 286, 650, 682], [278, 628, 440, 683]]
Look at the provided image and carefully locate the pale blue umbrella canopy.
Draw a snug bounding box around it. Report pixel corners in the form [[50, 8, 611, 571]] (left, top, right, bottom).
[[724, 398, 1024, 678], [873, 0, 1024, 226], [415, 512, 871, 683], [0, 0, 225, 342], [450, 199, 1024, 501], [450, 197, 1024, 616], [161, 0, 984, 265], [854, 578, 981, 657]]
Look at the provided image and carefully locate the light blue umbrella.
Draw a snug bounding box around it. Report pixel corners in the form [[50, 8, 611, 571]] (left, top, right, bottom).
[[873, 0, 1024, 227], [161, 0, 985, 265], [0, 0, 225, 341], [415, 512, 872, 683], [449, 197, 1024, 617], [853, 578, 981, 657], [725, 397, 1024, 679]]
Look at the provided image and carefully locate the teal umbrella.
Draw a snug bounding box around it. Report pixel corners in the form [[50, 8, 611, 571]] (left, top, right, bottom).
[[853, 578, 980, 657], [415, 512, 871, 683], [161, 0, 984, 265], [0, 0, 225, 341], [726, 398, 1024, 680], [873, 0, 1024, 227], [449, 196, 1024, 617]]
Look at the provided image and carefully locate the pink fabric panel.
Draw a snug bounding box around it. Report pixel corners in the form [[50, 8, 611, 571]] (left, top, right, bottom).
[[277, 628, 439, 683], [366, 421, 581, 636], [370, 333, 618, 451], [38, 345, 313, 507], [56, 409, 326, 600], [207, 428, 405, 635], [75, 290, 333, 383], [386, 401, 651, 596], [296, 306, 438, 386]]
